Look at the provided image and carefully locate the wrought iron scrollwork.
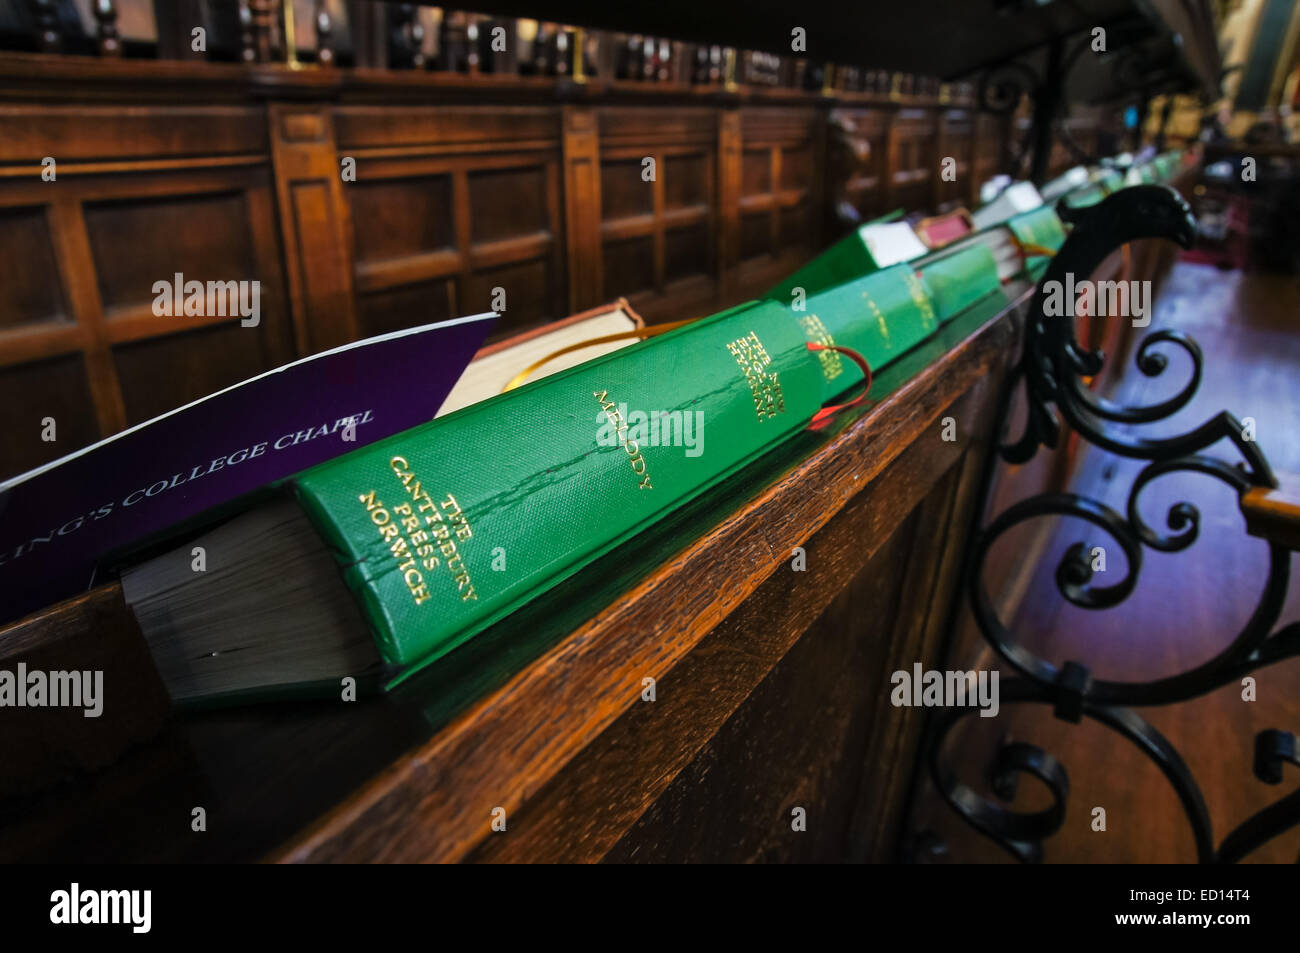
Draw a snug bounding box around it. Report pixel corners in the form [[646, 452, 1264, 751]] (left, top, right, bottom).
[[918, 185, 1300, 863], [977, 62, 1040, 116]]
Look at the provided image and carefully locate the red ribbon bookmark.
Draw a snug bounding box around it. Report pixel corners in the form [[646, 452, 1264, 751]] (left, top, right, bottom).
[[805, 342, 873, 431]]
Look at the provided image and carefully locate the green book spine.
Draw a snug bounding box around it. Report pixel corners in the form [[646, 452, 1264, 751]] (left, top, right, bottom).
[[767, 232, 879, 302], [793, 264, 938, 368], [1007, 207, 1066, 251], [293, 270, 939, 687], [916, 245, 1004, 322], [1006, 207, 1067, 282], [1098, 169, 1125, 194], [765, 210, 905, 301], [1154, 151, 1182, 182], [1061, 182, 1108, 210]]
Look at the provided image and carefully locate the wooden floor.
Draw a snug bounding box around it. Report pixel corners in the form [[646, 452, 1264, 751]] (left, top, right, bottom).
[[908, 261, 1300, 863]]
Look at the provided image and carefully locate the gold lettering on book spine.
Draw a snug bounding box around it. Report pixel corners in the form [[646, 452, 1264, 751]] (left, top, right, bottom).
[[726, 331, 785, 421], [354, 457, 480, 607], [862, 291, 890, 345], [593, 389, 653, 490], [358, 489, 434, 606], [798, 314, 843, 380], [902, 271, 937, 330]]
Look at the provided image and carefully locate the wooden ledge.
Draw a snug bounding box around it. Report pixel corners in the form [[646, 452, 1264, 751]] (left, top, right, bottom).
[[1242, 471, 1300, 552], [271, 289, 1028, 863], [0, 288, 1027, 862], [0, 50, 974, 111]]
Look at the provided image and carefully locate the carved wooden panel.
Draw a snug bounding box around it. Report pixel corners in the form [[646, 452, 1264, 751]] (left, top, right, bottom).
[[337, 104, 565, 342], [0, 103, 268, 166], [935, 107, 974, 210], [0, 117, 292, 479], [827, 107, 889, 225], [971, 111, 1009, 207], [562, 105, 603, 314], [83, 191, 257, 318], [886, 107, 938, 214], [732, 107, 823, 294], [0, 354, 99, 481], [602, 515, 919, 862], [0, 204, 67, 329], [717, 109, 742, 299], [596, 106, 717, 322], [269, 103, 360, 353]]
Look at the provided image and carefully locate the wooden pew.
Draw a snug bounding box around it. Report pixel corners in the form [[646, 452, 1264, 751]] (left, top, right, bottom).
[[0, 279, 1032, 862]]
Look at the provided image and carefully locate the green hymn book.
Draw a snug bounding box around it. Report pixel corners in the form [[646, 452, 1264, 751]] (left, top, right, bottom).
[[766, 210, 909, 299], [121, 263, 954, 705], [771, 203, 1064, 309]]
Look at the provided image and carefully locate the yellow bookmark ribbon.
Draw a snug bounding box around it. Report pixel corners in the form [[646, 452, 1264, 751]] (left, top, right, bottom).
[[501, 318, 697, 393], [1017, 241, 1058, 259]]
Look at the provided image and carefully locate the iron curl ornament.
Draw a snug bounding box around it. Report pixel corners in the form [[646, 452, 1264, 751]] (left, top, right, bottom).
[[915, 185, 1300, 863]]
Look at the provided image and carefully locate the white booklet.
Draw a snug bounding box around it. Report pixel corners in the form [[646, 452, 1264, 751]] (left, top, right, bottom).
[[972, 181, 1045, 230], [858, 221, 930, 267]]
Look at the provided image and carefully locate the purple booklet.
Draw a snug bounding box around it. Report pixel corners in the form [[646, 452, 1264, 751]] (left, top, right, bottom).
[[0, 313, 496, 625]]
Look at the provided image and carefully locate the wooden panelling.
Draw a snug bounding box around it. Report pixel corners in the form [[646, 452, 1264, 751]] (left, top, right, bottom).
[[269, 103, 360, 354], [742, 149, 772, 194], [468, 165, 549, 242], [354, 278, 455, 339], [600, 157, 654, 219], [112, 319, 292, 425], [464, 257, 554, 338], [585, 107, 723, 322], [829, 107, 890, 224], [598, 107, 717, 150], [663, 152, 710, 209], [83, 191, 257, 316], [971, 111, 1009, 207], [0, 204, 66, 328], [0, 104, 269, 165], [717, 109, 743, 298], [603, 235, 656, 298], [740, 208, 772, 259], [603, 515, 919, 862], [0, 144, 291, 478], [0, 585, 170, 799], [555, 105, 600, 315], [935, 108, 975, 210], [726, 106, 822, 296], [334, 105, 559, 153], [348, 175, 455, 264], [663, 221, 711, 285], [341, 105, 565, 342], [886, 107, 938, 213], [0, 353, 99, 481]]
